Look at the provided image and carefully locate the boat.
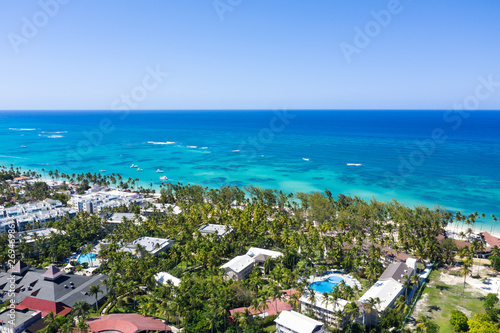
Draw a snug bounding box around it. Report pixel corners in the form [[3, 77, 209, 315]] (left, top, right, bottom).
[[136, 167, 143, 171], [20, 145, 26, 148], [303, 158, 309, 161], [156, 169, 164, 173], [130, 164, 138, 168], [159, 176, 168, 180], [346, 163, 362, 166], [99, 170, 106, 172]]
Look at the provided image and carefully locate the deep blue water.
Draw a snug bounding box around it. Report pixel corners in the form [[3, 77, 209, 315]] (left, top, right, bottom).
[[1, 110, 499, 226]]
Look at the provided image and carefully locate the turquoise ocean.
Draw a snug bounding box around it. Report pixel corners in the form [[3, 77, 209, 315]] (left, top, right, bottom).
[[1, 110, 499, 227]]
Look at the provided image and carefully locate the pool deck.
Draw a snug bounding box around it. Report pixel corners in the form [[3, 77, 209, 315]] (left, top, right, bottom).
[[307, 272, 362, 291]]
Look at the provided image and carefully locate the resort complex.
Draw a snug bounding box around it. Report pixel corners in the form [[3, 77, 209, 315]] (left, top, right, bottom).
[[0, 167, 498, 333]]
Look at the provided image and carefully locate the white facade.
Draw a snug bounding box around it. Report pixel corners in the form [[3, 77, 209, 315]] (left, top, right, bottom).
[[199, 224, 232, 237], [220, 255, 255, 280], [275, 310, 326, 333], [121, 237, 174, 256], [155, 272, 181, 287]]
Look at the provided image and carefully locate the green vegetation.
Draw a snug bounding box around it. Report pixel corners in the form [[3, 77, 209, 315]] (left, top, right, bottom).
[[416, 270, 486, 333], [2, 166, 498, 332]]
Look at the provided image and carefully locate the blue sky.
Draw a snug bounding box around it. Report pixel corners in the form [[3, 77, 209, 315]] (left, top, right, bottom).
[[1, 0, 500, 110]]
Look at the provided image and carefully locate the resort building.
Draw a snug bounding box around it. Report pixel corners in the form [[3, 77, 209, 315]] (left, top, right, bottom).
[[18, 228, 66, 245], [0, 261, 108, 310], [155, 272, 181, 287], [220, 255, 256, 281], [68, 189, 143, 213], [358, 258, 418, 327], [275, 310, 327, 333], [299, 273, 361, 328], [105, 213, 143, 229], [198, 224, 232, 237], [230, 289, 299, 319], [0, 200, 75, 234], [220, 247, 283, 280], [86, 313, 172, 333], [0, 307, 42, 333], [121, 237, 174, 257]]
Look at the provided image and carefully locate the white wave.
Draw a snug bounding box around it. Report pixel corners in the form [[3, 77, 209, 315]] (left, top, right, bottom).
[[187, 146, 197, 148], [148, 141, 176, 145], [346, 163, 362, 166], [201, 147, 209, 149], [9, 128, 37, 131], [41, 131, 68, 134], [47, 135, 63, 138], [0, 155, 22, 159], [232, 149, 240, 152]]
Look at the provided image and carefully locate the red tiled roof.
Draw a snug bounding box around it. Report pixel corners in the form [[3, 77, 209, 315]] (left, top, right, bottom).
[[481, 232, 500, 248], [230, 289, 300, 318], [87, 314, 171, 333], [13, 176, 31, 181], [18, 296, 72, 317], [381, 247, 414, 262]]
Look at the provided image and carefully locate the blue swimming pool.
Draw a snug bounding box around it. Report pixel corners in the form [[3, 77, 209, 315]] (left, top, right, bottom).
[[309, 276, 345, 293], [77, 253, 96, 264]]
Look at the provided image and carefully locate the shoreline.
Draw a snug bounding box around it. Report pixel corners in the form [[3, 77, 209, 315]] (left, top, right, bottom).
[[444, 223, 500, 241]]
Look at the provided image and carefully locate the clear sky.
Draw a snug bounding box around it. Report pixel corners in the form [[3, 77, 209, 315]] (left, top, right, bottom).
[[1, 0, 500, 110]]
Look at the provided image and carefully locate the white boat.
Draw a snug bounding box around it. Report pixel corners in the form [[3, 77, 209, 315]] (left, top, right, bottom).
[[346, 163, 362, 166], [99, 170, 106, 172], [303, 158, 309, 161], [20, 145, 26, 148], [136, 168, 143, 171], [159, 176, 168, 180], [130, 164, 138, 168], [156, 169, 164, 173]]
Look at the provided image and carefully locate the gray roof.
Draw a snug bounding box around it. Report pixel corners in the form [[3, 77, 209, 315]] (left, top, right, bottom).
[[378, 262, 413, 283], [0, 268, 108, 307]]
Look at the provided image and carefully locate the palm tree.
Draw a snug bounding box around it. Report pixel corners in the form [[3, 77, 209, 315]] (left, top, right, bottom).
[[461, 258, 472, 296], [344, 301, 360, 331], [71, 301, 90, 320], [88, 284, 102, 312]]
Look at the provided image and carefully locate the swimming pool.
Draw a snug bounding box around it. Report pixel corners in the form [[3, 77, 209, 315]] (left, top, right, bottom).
[[309, 275, 345, 293], [77, 253, 96, 264]]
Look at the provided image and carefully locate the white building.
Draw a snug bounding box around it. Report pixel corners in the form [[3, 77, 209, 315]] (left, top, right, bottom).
[[19, 228, 66, 244], [155, 272, 181, 287], [358, 258, 417, 326], [199, 224, 232, 237], [68, 189, 142, 213], [275, 310, 327, 333], [220, 247, 284, 280], [121, 237, 174, 257], [220, 255, 256, 281]]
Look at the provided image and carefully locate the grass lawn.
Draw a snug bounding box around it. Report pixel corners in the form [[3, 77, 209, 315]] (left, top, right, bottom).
[[263, 324, 276, 332], [410, 269, 486, 333]]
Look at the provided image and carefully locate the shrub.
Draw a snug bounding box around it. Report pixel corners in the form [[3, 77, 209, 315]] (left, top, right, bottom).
[[450, 309, 469, 332]]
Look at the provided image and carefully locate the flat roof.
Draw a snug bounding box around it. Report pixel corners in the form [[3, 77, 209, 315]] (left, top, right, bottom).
[[221, 255, 254, 273], [0, 308, 39, 327], [199, 224, 231, 236], [359, 279, 404, 312], [275, 310, 324, 333]]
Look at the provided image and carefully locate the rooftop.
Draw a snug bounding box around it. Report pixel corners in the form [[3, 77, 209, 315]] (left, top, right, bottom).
[[122, 237, 174, 256], [378, 262, 413, 283], [275, 310, 325, 333], [221, 255, 255, 273], [358, 279, 404, 312], [155, 272, 181, 287], [86, 313, 171, 333], [199, 224, 232, 237]]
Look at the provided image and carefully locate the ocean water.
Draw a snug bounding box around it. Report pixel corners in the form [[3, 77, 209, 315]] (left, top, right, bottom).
[[1, 110, 499, 226]]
